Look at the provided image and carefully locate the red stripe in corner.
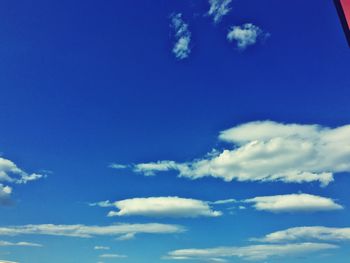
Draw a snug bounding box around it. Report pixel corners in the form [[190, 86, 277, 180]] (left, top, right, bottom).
[[340, 0, 350, 29]]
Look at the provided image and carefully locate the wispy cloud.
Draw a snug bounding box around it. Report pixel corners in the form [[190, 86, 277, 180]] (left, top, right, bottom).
[[94, 246, 110, 250], [227, 23, 269, 50], [98, 197, 222, 218], [0, 223, 186, 240], [208, 0, 232, 23], [0, 156, 45, 205], [0, 240, 42, 247], [128, 121, 350, 186], [165, 243, 338, 261], [99, 254, 127, 259], [244, 193, 343, 213], [0, 157, 45, 185], [170, 13, 191, 60], [253, 226, 350, 243], [108, 163, 128, 169]]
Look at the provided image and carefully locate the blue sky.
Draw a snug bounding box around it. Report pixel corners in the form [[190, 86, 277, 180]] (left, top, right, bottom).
[[0, 0, 350, 262]]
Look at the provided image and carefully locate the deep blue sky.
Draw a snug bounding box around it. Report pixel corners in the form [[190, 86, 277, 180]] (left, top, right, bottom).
[[0, 1, 350, 262]]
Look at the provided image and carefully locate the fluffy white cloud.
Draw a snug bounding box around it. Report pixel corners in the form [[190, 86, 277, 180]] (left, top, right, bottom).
[[171, 13, 191, 60], [131, 121, 350, 186], [166, 243, 337, 261], [0, 223, 185, 239], [0, 240, 42, 247], [227, 24, 269, 50], [0, 261, 18, 263], [103, 197, 222, 218], [99, 254, 127, 259], [244, 193, 343, 213], [208, 0, 232, 23], [254, 226, 350, 243]]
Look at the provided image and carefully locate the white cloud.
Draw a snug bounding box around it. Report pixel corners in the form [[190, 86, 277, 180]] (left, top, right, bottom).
[[0, 156, 45, 205], [0, 223, 185, 239], [109, 163, 127, 169], [0, 184, 12, 205], [166, 243, 337, 261], [104, 197, 222, 218], [89, 201, 114, 208], [0, 157, 44, 184], [208, 0, 232, 23], [94, 246, 110, 250], [227, 24, 269, 50], [210, 199, 237, 205], [254, 226, 350, 243], [0, 240, 42, 247], [131, 121, 350, 186], [171, 13, 191, 60], [244, 193, 343, 213], [0, 261, 18, 263], [99, 254, 127, 259]]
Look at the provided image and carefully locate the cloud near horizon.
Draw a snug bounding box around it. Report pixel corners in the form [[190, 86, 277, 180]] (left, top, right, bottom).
[[165, 242, 338, 261], [121, 121, 350, 186], [0, 223, 185, 240], [253, 226, 350, 243]]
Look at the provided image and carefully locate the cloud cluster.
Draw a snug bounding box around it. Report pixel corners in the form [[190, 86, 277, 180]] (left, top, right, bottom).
[[0, 223, 185, 240], [166, 242, 337, 261], [227, 23, 269, 50], [129, 121, 350, 186], [170, 14, 191, 60], [208, 0, 232, 23], [254, 226, 350, 243], [244, 193, 343, 213], [0, 156, 45, 204], [95, 197, 222, 218], [92, 193, 341, 218]]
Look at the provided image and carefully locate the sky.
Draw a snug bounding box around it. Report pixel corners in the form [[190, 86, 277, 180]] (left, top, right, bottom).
[[0, 0, 350, 262]]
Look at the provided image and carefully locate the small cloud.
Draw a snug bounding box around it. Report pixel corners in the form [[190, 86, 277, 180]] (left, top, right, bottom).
[[99, 254, 127, 259], [0, 184, 12, 205], [94, 246, 110, 250], [89, 200, 114, 208], [210, 199, 237, 205], [208, 0, 232, 23], [109, 163, 127, 169], [170, 13, 191, 60], [227, 23, 269, 50]]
